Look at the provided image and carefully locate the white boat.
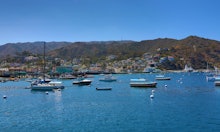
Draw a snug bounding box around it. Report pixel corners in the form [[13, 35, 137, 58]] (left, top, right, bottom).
[[215, 76, 220, 81], [31, 81, 64, 91], [30, 76, 64, 91], [73, 78, 92, 85], [206, 75, 220, 82], [206, 74, 215, 81], [30, 42, 65, 91], [0, 78, 7, 83], [184, 64, 194, 72], [155, 74, 171, 80], [99, 74, 117, 82], [130, 79, 157, 87], [31, 77, 52, 85], [206, 66, 220, 81], [215, 81, 220, 86]]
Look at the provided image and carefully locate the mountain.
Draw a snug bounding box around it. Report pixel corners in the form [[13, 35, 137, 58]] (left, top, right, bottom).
[[164, 36, 220, 69], [47, 36, 220, 69], [0, 41, 72, 57], [48, 38, 178, 60], [0, 36, 220, 69], [48, 41, 139, 60]]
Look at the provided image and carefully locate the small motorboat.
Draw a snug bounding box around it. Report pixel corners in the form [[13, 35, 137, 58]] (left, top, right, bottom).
[[96, 87, 112, 90], [73, 79, 92, 85], [155, 75, 171, 80]]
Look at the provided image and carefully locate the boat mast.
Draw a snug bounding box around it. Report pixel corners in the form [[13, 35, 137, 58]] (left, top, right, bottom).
[[43, 42, 46, 81]]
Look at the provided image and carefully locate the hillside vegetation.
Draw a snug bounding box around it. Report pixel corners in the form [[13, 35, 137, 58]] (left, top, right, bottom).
[[0, 36, 219, 69]]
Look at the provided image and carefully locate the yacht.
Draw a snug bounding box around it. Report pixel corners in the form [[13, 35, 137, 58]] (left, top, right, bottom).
[[31, 81, 64, 91]]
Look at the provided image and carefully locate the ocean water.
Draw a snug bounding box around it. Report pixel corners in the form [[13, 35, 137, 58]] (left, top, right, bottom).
[[1, 72, 220, 132]]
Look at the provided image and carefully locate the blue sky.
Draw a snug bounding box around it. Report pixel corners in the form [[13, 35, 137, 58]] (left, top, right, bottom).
[[0, 0, 220, 45]]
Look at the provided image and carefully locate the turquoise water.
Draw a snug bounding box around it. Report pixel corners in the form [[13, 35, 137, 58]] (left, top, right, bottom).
[[1, 73, 220, 132]]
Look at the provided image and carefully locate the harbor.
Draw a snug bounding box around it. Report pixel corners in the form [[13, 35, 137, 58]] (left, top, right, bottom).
[[1, 72, 220, 131]]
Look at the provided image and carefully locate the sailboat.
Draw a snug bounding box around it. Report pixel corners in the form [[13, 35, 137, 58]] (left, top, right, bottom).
[[30, 42, 64, 91], [184, 64, 194, 72]]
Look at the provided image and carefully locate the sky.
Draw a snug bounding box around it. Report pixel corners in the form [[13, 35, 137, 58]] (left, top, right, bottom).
[[0, 0, 220, 45]]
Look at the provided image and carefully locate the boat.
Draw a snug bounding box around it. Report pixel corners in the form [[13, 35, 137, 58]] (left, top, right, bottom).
[[184, 64, 194, 72], [206, 66, 220, 82], [30, 42, 65, 91], [99, 74, 117, 82], [206, 74, 216, 82], [130, 79, 157, 87], [73, 78, 92, 85], [215, 81, 220, 86], [31, 81, 65, 91], [31, 77, 52, 85], [206, 75, 220, 82], [0, 78, 7, 83], [155, 74, 171, 80], [96, 87, 112, 90], [215, 76, 220, 81]]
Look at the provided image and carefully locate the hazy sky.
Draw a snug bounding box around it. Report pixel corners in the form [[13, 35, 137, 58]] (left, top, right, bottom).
[[0, 0, 220, 45]]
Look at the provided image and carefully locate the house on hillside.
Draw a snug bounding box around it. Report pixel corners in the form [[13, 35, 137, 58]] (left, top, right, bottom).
[[24, 56, 39, 61], [168, 56, 175, 61], [159, 57, 168, 63]]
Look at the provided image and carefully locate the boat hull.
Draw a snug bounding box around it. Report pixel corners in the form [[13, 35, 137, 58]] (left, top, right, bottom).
[[96, 87, 112, 90], [99, 79, 117, 82], [156, 77, 171, 80], [130, 82, 157, 87], [31, 85, 64, 91], [73, 80, 92, 85]]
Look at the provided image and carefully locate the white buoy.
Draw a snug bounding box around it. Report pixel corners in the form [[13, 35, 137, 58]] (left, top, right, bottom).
[[45, 91, 49, 94], [3, 95, 7, 99], [165, 85, 168, 87], [150, 94, 154, 99], [151, 89, 155, 94]]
